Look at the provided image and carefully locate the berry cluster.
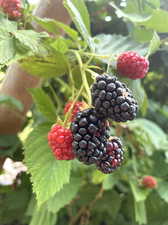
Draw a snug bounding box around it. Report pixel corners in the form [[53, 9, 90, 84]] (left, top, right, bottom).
[[48, 125, 75, 160], [48, 73, 138, 174], [141, 176, 157, 189], [71, 108, 108, 165], [117, 51, 149, 79], [92, 74, 138, 122], [0, 0, 22, 18], [70, 73, 136, 174]]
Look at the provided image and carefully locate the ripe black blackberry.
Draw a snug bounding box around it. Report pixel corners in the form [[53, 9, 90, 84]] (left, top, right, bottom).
[[97, 137, 124, 174], [91, 74, 138, 122], [71, 108, 109, 165]]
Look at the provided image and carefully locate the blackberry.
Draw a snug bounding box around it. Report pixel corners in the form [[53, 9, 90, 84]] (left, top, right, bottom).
[[71, 108, 108, 165], [97, 137, 124, 174], [91, 74, 138, 122]]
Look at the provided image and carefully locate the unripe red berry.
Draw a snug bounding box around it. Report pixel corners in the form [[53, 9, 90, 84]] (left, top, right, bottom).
[[117, 51, 149, 79], [48, 124, 75, 160], [64, 101, 87, 121], [142, 176, 157, 189], [0, 0, 22, 19]]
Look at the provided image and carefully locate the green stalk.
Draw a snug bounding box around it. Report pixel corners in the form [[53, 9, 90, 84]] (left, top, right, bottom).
[[74, 51, 92, 106], [63, 84, 84, 127], [67, 62, 75, 99]]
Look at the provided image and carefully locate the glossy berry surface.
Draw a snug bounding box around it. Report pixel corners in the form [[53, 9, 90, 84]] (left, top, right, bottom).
[[0, 0, 22, 18], [142, 176, 157, 189], [91, 74, 138, 122], [71, 108, 108, 165], [117, 51, 149, 79], [97, 137, 124, 174], [48, 124, 75, 160]]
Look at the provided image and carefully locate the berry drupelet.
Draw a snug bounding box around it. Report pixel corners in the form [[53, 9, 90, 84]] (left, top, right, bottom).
[[0, 0, 22, 18], [117, 51, 149, 79], [141, 176, 157, 189], [71, 108, 109, 165], [64, 101, 87, 122], [91, 74, 138, 122], [97, 137, 124, 174], [48, 124, 75, 160]]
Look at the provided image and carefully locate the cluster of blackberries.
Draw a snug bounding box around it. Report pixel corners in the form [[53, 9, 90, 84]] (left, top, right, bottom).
[[91, 74, 138, 122], [71, 73, 138, 174]]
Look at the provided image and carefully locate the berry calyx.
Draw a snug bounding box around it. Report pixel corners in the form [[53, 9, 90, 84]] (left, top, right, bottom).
[[0, 0, 22, 19], [117, 51, 149, 79], [48, 124, 75, 160], [141, 176, 157, 189], [64, 101, 87, 121], [91, 74, 138, 122]]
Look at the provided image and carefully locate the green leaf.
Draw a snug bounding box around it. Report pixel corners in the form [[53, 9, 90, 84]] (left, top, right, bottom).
[[138, 9, 168, 32], [157, 181, 168, 203], [0, 188, 30, 224], [0, 38, 15, 65], [24, 123, 71, 206], [110, 2, 151, 23], [103, 174, 117, 190], [132, 26, 154, 43], [34, 17, 78, 41], [135, 201, 147, 224], [51, 38, 68, 54], [0, 134, 20, 156], [0, 94, 23, 111], [30, 203, 57, 225], [92, 170, 107, 184], [70, 0, 91, 34], [129, 180, 150, 202], [94, 34, 148, 59], [147, 32, 161, 57], [14, 30, 48, 54], [30, 88, 56, 122], [47, 177, 81, 213], [128, 119, 168, 151], [0, 15, 17, 32], [63, 0, 95, 51], [94, 190, 123, 220], [21, 52, 68, 78]]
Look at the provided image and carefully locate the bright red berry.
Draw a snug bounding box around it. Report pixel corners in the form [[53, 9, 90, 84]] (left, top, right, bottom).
[[48, 124, 75, 160], [64, 101, 86, 121], [142, 176, 157, 189], [0, 0, 22, 19], [117, 51, 149, 79]]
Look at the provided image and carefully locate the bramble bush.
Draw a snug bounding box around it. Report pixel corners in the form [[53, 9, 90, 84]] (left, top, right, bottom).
[[0, 0, 168, 225]]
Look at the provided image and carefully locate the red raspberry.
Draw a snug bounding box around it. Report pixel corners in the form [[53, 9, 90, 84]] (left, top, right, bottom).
[[48, 124, 75, 160], [142, 176, 157, 189], [0, 0, 22, 19], [64, 101, 86, 121], [117, 51, 149, 79]]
